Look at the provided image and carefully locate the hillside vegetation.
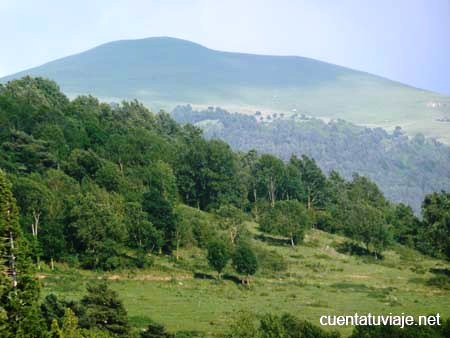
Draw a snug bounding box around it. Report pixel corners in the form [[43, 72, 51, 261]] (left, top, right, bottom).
[[172, 105, 450, 213], [41, 224, 450, 337], [1, 37, 450, 143], [0, 77, 449, 338]]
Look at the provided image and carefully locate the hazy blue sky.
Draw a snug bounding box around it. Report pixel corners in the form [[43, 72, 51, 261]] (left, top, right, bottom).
[[1, 0, 449, 93]]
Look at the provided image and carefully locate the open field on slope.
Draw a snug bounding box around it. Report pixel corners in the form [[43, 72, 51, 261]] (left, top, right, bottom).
[[3, 37, 450, 143], [39, 223, 450, 337]]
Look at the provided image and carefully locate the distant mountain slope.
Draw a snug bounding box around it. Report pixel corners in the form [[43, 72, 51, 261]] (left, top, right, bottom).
[[2, 37, 450, 142], [172, 105, 450, 212]]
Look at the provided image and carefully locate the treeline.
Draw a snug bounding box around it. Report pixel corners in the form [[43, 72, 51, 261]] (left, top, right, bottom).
[[172, 105, 450, 213], [0, 77, 449, 272], [1, 173, 449, 337]]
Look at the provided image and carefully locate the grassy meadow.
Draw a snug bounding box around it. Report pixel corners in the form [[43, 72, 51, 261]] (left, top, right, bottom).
[[39, 222, 450, 337]]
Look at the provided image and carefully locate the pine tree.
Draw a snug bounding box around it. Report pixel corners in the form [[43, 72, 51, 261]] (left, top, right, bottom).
[[61, 308, 83, 338], [49, 320, 63, 338], [0, 169, 22, 281], [81, 282, 130, 337], [0, 169, 44, 338]]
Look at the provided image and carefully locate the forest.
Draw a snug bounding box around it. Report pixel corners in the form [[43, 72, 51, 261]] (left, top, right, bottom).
[[1, 77, 450, 337], [172, 105, 450, 213]]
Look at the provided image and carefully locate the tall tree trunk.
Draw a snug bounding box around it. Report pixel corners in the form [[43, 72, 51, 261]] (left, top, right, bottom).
[[269, 177, 276, 208], [253, 188, 258, 217], [31, 209, 40, 238], [230, 227, 237, 245], [175, 235, 180, 261]]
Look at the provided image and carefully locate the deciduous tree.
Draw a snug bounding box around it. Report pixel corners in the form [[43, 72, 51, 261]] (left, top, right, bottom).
[[232, 243, 258, 285], [207, 240, 230, 279], [260, 200, 312, 246]]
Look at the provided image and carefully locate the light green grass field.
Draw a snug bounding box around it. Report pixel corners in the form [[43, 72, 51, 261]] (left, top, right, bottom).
[[40, 223, 450, 337]]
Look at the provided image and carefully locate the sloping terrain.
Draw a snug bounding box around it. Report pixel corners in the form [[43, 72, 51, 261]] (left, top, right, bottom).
[[1, 76, 449, 338], [2, 37, 450, 142], [41, 221, 450, 337], [172, 106, 450, 212]]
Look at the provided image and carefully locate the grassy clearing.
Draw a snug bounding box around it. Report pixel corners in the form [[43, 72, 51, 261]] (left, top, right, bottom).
[[40, 223, 450, 337]]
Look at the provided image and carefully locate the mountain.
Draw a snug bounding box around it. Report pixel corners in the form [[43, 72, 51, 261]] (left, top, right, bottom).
[[2, 36, 450, 143]]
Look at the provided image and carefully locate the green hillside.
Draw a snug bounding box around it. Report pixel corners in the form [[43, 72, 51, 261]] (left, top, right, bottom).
[[1, 77, 450, 338], [41, 224, 450, 337], [2, 37, 450, 143]]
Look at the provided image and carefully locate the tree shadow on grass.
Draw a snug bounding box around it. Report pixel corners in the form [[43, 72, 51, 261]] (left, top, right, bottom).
[[193, 272, 215, 280], [430, 267, 450, 277], [193, 272, 242, 285], [223, 274, 241, 285], [427, 268, 450, 290], [334, 241, 384, 260], [254, 233, 290, 247], [335, 241, 369, 256]]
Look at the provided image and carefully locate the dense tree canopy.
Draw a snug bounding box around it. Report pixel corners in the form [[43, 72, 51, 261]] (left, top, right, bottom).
[[420, 191, 450, 260], [173, 105, 450, 213], [1, 74, 450, 338], [0, 76, 448, 270]]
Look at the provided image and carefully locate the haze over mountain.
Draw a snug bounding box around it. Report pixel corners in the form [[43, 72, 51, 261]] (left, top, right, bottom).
[[2, 37, 450, 143]]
